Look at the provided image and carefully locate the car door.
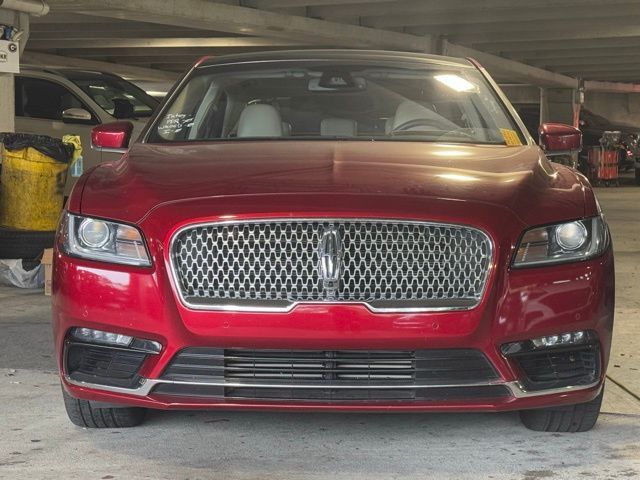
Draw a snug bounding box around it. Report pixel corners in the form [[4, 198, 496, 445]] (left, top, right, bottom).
[[14, 75, 102, 196]]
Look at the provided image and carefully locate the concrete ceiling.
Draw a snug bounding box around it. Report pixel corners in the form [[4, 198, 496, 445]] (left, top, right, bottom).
[[21, 0, 640, 90]]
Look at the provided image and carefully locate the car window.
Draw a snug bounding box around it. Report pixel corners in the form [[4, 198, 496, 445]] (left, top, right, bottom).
[[149, 61, 525, 146], [69, 76, 158, 118], [15, 76, 93, 121]]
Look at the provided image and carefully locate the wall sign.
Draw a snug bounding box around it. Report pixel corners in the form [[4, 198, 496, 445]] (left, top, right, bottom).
[[0, 40, 19, 73]]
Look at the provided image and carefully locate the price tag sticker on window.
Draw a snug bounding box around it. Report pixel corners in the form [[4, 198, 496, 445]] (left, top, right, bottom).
[[500, 129, 522, 146]]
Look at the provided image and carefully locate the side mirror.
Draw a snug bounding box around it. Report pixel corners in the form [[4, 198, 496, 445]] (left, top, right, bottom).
[[91, 121, 134, 154], [62, 108, 94, 125], [539, 122, 582, 156]]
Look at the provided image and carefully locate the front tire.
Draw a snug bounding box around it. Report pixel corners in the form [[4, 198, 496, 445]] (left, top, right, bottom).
[[62, 387, 146, 428], [519, 387, 604, 432]]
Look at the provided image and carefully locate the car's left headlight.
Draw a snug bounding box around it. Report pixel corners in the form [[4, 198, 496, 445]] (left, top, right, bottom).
[[60, 212, 151, 266], [513, 215, 608, 267]]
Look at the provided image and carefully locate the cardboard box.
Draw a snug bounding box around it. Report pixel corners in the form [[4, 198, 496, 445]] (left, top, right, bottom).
[[42, 248, 53, 296]]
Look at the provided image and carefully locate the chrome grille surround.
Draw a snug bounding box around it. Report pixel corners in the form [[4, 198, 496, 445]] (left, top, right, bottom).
[[169, 219, 493, 312]]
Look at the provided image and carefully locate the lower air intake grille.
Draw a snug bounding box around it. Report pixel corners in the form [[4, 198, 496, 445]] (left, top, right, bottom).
[[65, 343, 147, 389], [153, 383, 512, 401], [157, 348, 504, 402], [515, 344, 600, 391]]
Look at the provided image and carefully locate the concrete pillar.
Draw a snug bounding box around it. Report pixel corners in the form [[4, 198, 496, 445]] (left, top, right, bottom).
[[0, 74, 15, 133], [540, 88, 579, 126], [540, 87, 582, 168], [0, 9, 29, 133], [539, 88, 549, 124]]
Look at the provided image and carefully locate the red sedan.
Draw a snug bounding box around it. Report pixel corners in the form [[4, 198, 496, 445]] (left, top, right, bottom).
[[52, 50, 613, 432]]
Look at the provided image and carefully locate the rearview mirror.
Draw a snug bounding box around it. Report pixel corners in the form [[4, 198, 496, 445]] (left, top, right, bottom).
[[62, 108, 94, 125], [91, 121, 134, 154], [539, 122, 582, 155], [308, 76, 366, 92]]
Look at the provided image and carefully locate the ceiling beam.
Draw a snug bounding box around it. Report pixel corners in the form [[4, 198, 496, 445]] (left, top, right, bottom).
[[407, 18, 640, 39], [21, 51, 179, 81], [46, 0, 433, 51], [482, 36, 640, 55], [510, 46, 640, 61], [243, 0, 391, 8], [27, 36, 309, 49], [582, 72, 640, 80], [29, 29, 220, 40], [554, 64, 640, 73], [443, 42, 578, 88], [29, 12, 125, 23], [585, 80, 640, 93], [363, 5, 640, 29], [481, 37, 640, 54], [308, 0, 640, 18], [456, 25, 640, 45], [531, 55, 640, 68]]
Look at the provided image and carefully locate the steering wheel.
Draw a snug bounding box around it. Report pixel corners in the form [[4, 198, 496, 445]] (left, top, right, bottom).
[[390, 117, 444, 134]]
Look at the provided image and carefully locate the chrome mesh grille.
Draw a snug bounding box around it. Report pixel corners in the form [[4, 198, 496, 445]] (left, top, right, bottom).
[[171, 220, 492, 311]]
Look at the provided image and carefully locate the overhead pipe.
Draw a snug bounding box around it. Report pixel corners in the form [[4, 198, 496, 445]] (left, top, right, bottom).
[[0, 0, 49, 16]]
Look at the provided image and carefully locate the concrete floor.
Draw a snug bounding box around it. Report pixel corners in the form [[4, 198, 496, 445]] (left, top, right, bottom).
[[1, 185, 639, 480]]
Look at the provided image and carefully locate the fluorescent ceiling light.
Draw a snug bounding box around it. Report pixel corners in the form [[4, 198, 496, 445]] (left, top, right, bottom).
[[434, 74, 477, 92]]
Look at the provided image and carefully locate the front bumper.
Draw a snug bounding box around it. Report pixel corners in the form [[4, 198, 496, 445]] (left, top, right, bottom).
[[52, 239, 614, 412], [63, 376, 603, 413]]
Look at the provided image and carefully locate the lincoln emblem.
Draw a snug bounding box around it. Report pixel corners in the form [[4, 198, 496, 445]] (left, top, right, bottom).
[[318, 225, 343, 298]]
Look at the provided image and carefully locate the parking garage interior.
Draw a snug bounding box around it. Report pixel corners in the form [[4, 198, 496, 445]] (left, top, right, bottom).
[[1, 1, 640, 479]]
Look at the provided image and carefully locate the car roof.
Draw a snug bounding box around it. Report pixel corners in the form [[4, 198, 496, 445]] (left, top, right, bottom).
[[196, 49, 475, 69], [19, 66, 120, 79]]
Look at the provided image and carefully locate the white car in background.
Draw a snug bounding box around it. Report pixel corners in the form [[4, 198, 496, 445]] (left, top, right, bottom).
[[14, 67, 160, 195]]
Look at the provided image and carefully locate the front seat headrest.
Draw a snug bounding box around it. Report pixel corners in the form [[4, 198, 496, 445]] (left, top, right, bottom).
[[237, 104, 283, 138], [320, 118, 357, 137]]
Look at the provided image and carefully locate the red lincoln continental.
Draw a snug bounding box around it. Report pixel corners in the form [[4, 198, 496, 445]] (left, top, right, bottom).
[[52, 50, 614, 432]]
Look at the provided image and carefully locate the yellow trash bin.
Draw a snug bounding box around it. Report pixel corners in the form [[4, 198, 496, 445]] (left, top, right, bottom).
[[0, 134, 74, 231]]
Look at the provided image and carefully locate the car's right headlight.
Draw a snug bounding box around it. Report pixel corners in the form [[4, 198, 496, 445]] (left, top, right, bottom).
[[513, 215, 609, 267], [60, 212, 151, 266]]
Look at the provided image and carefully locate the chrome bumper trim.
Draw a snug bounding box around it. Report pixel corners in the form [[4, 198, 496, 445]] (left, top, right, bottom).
[[64, 375, 601, 400], [505, 380, 602, 399]]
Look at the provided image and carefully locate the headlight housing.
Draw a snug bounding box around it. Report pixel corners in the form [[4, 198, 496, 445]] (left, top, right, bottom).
[[60, 213, 151, 266], [513, 216, 608, 267]]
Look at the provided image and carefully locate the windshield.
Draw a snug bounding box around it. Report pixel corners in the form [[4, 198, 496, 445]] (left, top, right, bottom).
[[70, 75, 159, 118], [148, 60, 524, 145]]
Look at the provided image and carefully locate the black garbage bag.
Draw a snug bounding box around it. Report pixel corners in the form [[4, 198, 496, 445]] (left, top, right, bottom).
[[2, 133, 74, 163]]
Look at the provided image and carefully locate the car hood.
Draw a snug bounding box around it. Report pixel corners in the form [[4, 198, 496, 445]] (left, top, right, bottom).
[[80, 141, 589, 226]]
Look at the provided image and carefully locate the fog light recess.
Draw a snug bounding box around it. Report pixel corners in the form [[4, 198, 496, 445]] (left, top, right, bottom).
[[65, 328, 162, 389], [500, 330, 595, 356], [69, 327, 161, 354], [500, 330, 600, 391]]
